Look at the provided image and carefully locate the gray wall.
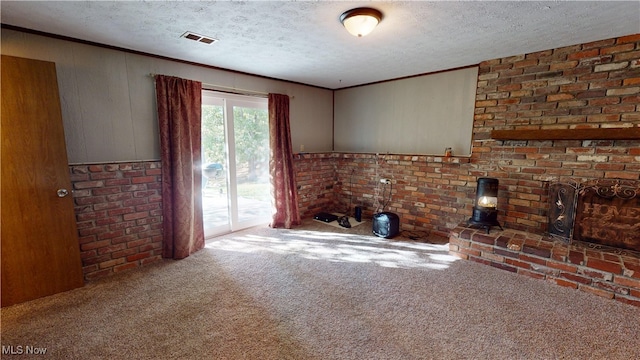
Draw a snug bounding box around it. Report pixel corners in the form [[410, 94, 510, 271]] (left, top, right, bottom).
[[2, 29, 479, 162], [1, 29, 334, 164], [334, 67, 478, 156]]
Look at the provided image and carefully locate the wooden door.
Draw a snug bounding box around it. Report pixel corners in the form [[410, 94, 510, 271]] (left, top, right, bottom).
[[1, 55, 84, 307]]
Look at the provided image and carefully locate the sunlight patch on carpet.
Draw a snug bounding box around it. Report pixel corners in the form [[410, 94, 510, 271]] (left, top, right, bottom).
[[206, 229, 458, 270]]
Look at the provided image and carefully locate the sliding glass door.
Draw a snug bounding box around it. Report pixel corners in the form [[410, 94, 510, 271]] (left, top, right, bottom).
[[201, 91, 272, 237]]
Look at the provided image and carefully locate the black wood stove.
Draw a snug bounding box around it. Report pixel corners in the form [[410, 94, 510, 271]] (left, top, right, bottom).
[[468, 177, 503, 233]]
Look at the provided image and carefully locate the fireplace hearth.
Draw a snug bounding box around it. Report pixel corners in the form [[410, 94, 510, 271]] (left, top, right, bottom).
[[548, 179, 640, 253]]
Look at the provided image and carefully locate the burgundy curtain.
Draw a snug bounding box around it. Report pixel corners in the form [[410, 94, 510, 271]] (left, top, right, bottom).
[[268, 93, 301, 228], [155, 75, 205, 259]]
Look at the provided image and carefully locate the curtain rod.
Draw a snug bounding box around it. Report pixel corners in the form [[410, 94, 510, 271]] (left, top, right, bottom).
[[149, 73, 272, 98]]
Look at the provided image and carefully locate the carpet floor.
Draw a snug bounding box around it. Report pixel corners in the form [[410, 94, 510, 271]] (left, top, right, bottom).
[[1, 219, 638, 359]]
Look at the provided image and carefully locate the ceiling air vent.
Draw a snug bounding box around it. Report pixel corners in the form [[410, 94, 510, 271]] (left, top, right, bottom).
[[181, 31, 218, 45]]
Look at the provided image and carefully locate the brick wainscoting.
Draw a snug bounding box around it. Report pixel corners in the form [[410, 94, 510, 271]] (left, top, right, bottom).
[[449, 225, 640, 307], [70, 162, 163, 281], [295, 153, 338, 219], [294, 153, 473, 237]]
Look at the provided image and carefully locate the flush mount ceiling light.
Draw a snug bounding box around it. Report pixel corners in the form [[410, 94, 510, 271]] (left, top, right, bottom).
[[340, 7, 383, 37]]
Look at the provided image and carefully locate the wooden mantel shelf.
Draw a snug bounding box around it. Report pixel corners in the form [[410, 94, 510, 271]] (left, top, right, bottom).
[[491, 127, 640, 141]]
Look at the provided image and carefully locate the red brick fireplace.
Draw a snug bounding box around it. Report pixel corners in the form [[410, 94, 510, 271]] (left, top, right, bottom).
[[446, 34, 640, 306], [448, 177, 640, 309]]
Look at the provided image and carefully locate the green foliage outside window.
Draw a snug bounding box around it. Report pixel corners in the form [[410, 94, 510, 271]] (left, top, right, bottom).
[[202, 105, 225, 165], [201, 105, 269, 182]]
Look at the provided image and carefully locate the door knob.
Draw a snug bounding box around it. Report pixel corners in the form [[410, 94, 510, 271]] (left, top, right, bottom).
[[57, 189, 69, 198]]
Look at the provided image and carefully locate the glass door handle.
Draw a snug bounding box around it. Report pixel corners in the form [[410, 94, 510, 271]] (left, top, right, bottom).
[[57, 189, 69, 198]]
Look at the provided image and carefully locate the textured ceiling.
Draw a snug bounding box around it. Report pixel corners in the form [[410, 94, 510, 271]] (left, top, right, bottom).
[[1, 1, 639, 89]]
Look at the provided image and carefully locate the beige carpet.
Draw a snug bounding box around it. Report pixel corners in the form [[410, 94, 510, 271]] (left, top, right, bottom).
[[1, 219, 638, 359]]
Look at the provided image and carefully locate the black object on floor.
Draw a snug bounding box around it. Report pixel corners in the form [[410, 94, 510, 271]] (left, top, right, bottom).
[[338, 216, 351, 228], [314, 212, 339, 223], [372, 212, 400, 238], [355, 206, 362, 222]]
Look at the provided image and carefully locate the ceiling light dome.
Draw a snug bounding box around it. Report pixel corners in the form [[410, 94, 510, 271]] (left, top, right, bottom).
[[340, 7, 383, 37]]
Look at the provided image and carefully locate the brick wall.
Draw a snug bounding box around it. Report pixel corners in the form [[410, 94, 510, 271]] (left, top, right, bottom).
[[295, 153, 339, 219], [294, 153, 473, 237], [472, 33, 640, 233], [70, 161, 163, 281], [452, 34, 640, 307]]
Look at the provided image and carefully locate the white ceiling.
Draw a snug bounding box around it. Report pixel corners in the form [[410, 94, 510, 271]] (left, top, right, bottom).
[[1, 1, 639, 89]]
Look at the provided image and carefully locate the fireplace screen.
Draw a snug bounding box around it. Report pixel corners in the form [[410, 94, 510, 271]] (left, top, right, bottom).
[[548, 181, 578, 241], [574, 181, 640, 252], [548, 179, 640, 252]]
